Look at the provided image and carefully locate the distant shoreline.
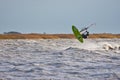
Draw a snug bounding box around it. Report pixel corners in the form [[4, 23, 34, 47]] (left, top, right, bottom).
[[0, 33, 120, 39]]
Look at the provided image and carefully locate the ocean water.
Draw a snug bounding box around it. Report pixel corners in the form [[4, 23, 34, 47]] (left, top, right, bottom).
[[0, 39, 120, 80]]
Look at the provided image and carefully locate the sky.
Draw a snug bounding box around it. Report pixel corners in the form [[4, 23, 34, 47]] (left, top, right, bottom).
[[0, 0, 120, 34]]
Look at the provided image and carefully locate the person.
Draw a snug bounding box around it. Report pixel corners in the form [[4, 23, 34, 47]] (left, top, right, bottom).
[[81, 30, 89, 39]]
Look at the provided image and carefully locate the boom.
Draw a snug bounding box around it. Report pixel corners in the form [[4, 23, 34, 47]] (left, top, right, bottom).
[[80, 23, 96, 32]]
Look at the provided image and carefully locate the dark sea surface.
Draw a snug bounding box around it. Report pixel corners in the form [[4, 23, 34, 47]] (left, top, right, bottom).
[[0, 39, 120, 80]]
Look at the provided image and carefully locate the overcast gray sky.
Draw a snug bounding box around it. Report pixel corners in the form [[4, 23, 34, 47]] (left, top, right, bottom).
[[0, 0, 120, 34]]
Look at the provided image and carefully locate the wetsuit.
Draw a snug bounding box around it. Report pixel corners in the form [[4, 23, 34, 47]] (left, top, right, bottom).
[[81, 31, 89, 39]]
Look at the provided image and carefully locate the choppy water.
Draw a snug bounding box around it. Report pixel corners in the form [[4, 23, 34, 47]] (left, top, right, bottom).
[[0, 39, 120, 80]]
